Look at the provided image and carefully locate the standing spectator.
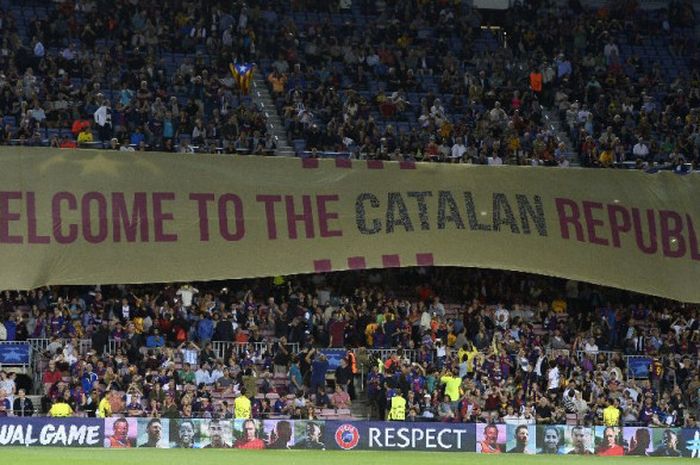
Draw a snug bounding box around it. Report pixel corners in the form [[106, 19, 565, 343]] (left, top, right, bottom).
[[234, 388, 251, 419], [94, 100, 113, 142], [309, 351, 329, 394], [602, 398, 620, 426]]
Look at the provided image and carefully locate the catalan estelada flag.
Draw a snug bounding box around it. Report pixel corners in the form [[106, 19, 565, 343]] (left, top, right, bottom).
[[229, 62, 254, 95]]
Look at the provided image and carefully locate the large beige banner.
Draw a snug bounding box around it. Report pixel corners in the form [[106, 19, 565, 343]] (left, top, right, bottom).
[[0, 148, 698, 302]]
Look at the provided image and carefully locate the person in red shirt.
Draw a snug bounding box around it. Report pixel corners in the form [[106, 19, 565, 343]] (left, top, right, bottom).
[[596, 427, 624, 456], [234, 419, 265, 449], [42, 361, 62, 394], [329, 315, 346, 348]]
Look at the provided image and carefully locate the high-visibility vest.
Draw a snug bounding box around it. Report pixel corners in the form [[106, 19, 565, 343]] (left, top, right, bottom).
[[388, 395, 406, 421], [97, 397, 111, 418], [235, 395, 252, 419]]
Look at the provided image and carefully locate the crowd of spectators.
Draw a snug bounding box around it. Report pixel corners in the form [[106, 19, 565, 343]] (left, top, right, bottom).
[[263, 0, 699, 169], [0, 0, 272, 154], [0, 0, 698, 430], [0, 268, 697, 428], [0, 0, 697, 170]]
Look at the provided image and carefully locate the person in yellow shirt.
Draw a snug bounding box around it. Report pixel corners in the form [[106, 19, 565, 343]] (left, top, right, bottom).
[[77, 127, 94, 145], [551, 297, 567, 313], [602, 398, 620, 426], [97, 389, 113, 418], [598, 149, 613, 167], [234, 388, 252, 419], [440, 368, 462, 403], [457, 342, 479, 375], [387, 392, 406, 421], [49, 397, 74, 417], [365, 322, 377, 346]]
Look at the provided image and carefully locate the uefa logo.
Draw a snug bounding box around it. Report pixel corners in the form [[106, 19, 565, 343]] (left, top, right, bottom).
[[335, 424, 360, 450]]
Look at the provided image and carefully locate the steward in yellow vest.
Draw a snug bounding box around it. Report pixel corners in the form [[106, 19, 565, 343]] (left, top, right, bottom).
[[387, 392, 406, 421]]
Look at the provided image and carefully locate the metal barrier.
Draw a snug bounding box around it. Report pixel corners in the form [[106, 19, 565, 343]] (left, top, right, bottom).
[[364, 348, 422, 363], [211, 341, 300, 360], [28, 338, 94, 356], [575, 350, 619, 365], [27, 338, 51, 353]]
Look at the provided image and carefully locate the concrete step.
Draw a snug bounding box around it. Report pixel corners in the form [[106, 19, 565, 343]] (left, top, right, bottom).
[[350, 398, 371, 420], [249, 72, 293, 157]]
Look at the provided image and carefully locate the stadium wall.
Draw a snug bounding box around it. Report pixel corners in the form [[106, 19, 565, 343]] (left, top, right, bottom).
[[0, 417, 698, 457]]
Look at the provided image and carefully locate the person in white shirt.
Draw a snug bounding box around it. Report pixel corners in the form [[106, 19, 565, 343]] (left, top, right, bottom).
[[489, 154, 503, 165], [30, 105, 46, 123], [603, 40, 619, 65], [0, 371, 15, 400], [210, 364, 224, 384], [502, 405, 521, 424], [195, 363, 213, 386], [583, 338, 599, 353], [632, 138, 650, 160], [450, 137, 467, 161], [94, 100, 112, 141], [177, 284, 199, 308], [547, 362, 560, 392], [489, 101, 507, 128], [494, 304, 510, 326], [429, 296, 445, 317], [420, 308, 432, 332], [179, 341, 201, 366]]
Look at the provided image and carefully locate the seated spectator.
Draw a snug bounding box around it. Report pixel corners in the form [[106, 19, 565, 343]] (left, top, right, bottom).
[[330, 385, 351, 410]]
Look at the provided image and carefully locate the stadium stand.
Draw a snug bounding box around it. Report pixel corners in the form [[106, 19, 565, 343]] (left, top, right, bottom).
[[0, 0, 697, 430], [0, 0, 696, 169], [0, 268, 697, 428]]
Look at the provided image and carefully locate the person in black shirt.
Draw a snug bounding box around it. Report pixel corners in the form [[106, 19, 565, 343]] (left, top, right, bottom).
[[12, 389, 33, 416]]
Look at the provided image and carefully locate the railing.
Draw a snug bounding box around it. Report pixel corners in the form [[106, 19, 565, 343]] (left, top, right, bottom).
[[368, 348, 421, 362], [210, 341, 300, 360], [27, 338, 94, 356], [29, 338, 300, 359]]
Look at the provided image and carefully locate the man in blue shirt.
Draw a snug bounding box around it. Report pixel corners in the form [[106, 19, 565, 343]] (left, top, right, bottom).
[[310, 352, 329, 394]]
